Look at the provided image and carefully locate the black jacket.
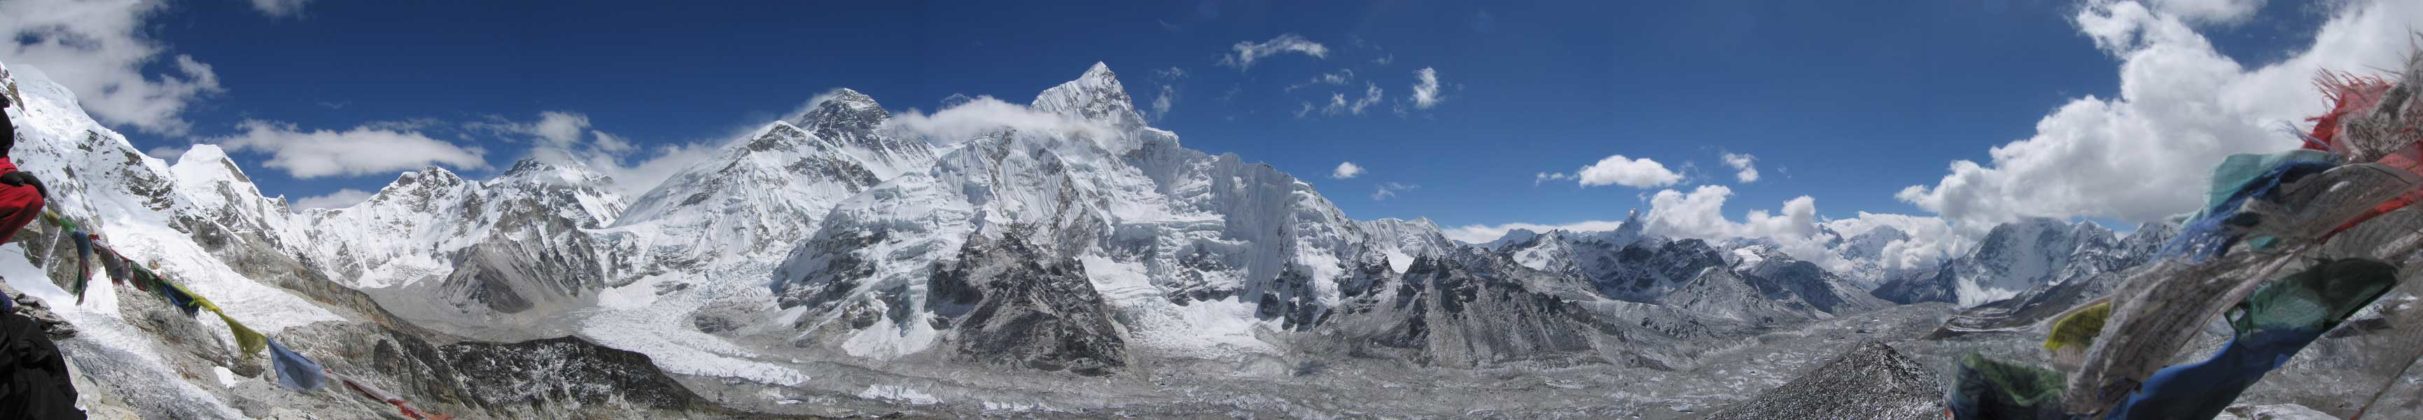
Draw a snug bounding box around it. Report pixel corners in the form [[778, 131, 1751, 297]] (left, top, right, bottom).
[[0, 309, 80, 419]]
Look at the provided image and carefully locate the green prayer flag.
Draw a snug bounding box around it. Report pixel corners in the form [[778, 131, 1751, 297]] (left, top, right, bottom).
[[216, 311, 268, 356]]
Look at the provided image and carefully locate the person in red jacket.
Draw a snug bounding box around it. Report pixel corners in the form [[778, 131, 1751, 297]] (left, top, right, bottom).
[[0, 83, 43, 243]]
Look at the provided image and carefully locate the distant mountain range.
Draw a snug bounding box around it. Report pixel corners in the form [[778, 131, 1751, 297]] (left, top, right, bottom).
[[1, 60, 2188, 417]]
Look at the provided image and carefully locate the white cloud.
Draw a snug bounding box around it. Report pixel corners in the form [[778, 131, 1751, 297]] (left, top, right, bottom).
[[1643, 186, 1960, 274], [250, 0, 316, 18], [1897, 0, 2423, 232], [1, 0, 223, 135], [2145, 0, 2266, 25], [1534, 172, 1574, 184], [1218, 34, 1329, 70], [882, 95, 1119, 149], [1372, 182, 1418, 200], [1151, 86, 1176, 119], [1566, 154, 1682, 188], [1150, 66, 1186, 120], [1320, 83, 1385, 116], [1822, 212, 1966, 272], [1411, 67, 1443, 109], [292, 188, 374, 209], [576, 141, 719, 199], [1286, 69, 1355, 92], [1721, 152, 1759, 183], [481, 111, 719, 198], [213, 120, 489, 179], [1643, 185, 1817, 240], [1332, 161, 1364, 179]]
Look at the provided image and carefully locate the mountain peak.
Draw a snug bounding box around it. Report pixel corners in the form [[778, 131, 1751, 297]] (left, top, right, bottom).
[[1081, 61, 1115, 81], [503, 158, 558, 175], [1032, 62, 1143, 127], [171, 144, 255, 186], [792, 88, 889, 135]]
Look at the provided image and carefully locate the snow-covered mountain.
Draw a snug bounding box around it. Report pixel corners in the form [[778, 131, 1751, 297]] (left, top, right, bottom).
[[280, 159, 629, 334], [1479, 212, 1882, 323], [0, 59, 2059, 417], [767, 63, 1457, 362]]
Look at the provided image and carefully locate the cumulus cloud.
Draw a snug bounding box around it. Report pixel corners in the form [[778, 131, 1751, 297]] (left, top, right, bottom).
[[213, 120, 489, 179], [292, 188, 374, 209], [1332, 161, 1364, 179], [1646, 186, 1962, 275], [1372, 182, 1418, 200], [250, 0, 316, 18], [1, 0, 223, 135], [1560, 154, 1683, 188], [1218, 34, 1329, 70], [1721, 152, 1759, 183], [1411, 67, 1443, 109], [1897, 0, 2423, 232], [1821, 212, 1966, 272], [1643, 185, 1817, 240]]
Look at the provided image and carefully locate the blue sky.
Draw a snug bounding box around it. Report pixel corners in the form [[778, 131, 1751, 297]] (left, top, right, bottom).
[[3, 0, 2390, 244]]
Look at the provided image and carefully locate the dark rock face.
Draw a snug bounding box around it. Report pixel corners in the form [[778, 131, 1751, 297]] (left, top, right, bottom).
[[930, 234, 1128, 376], [1739, 259, 1857, 313], [1871, 264, 1960, 305], [1707, 341, 1942, 419], [1256, 266, 1327, 329], [439, 337, 717, 413], [1588, 238, 1729, 302], [1337, 253, 1604, 367]]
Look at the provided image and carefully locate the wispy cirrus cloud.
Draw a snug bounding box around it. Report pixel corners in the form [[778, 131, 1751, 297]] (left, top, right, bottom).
[[1372, 182, 1418, 200], [1218, 34, 1329, 70]]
